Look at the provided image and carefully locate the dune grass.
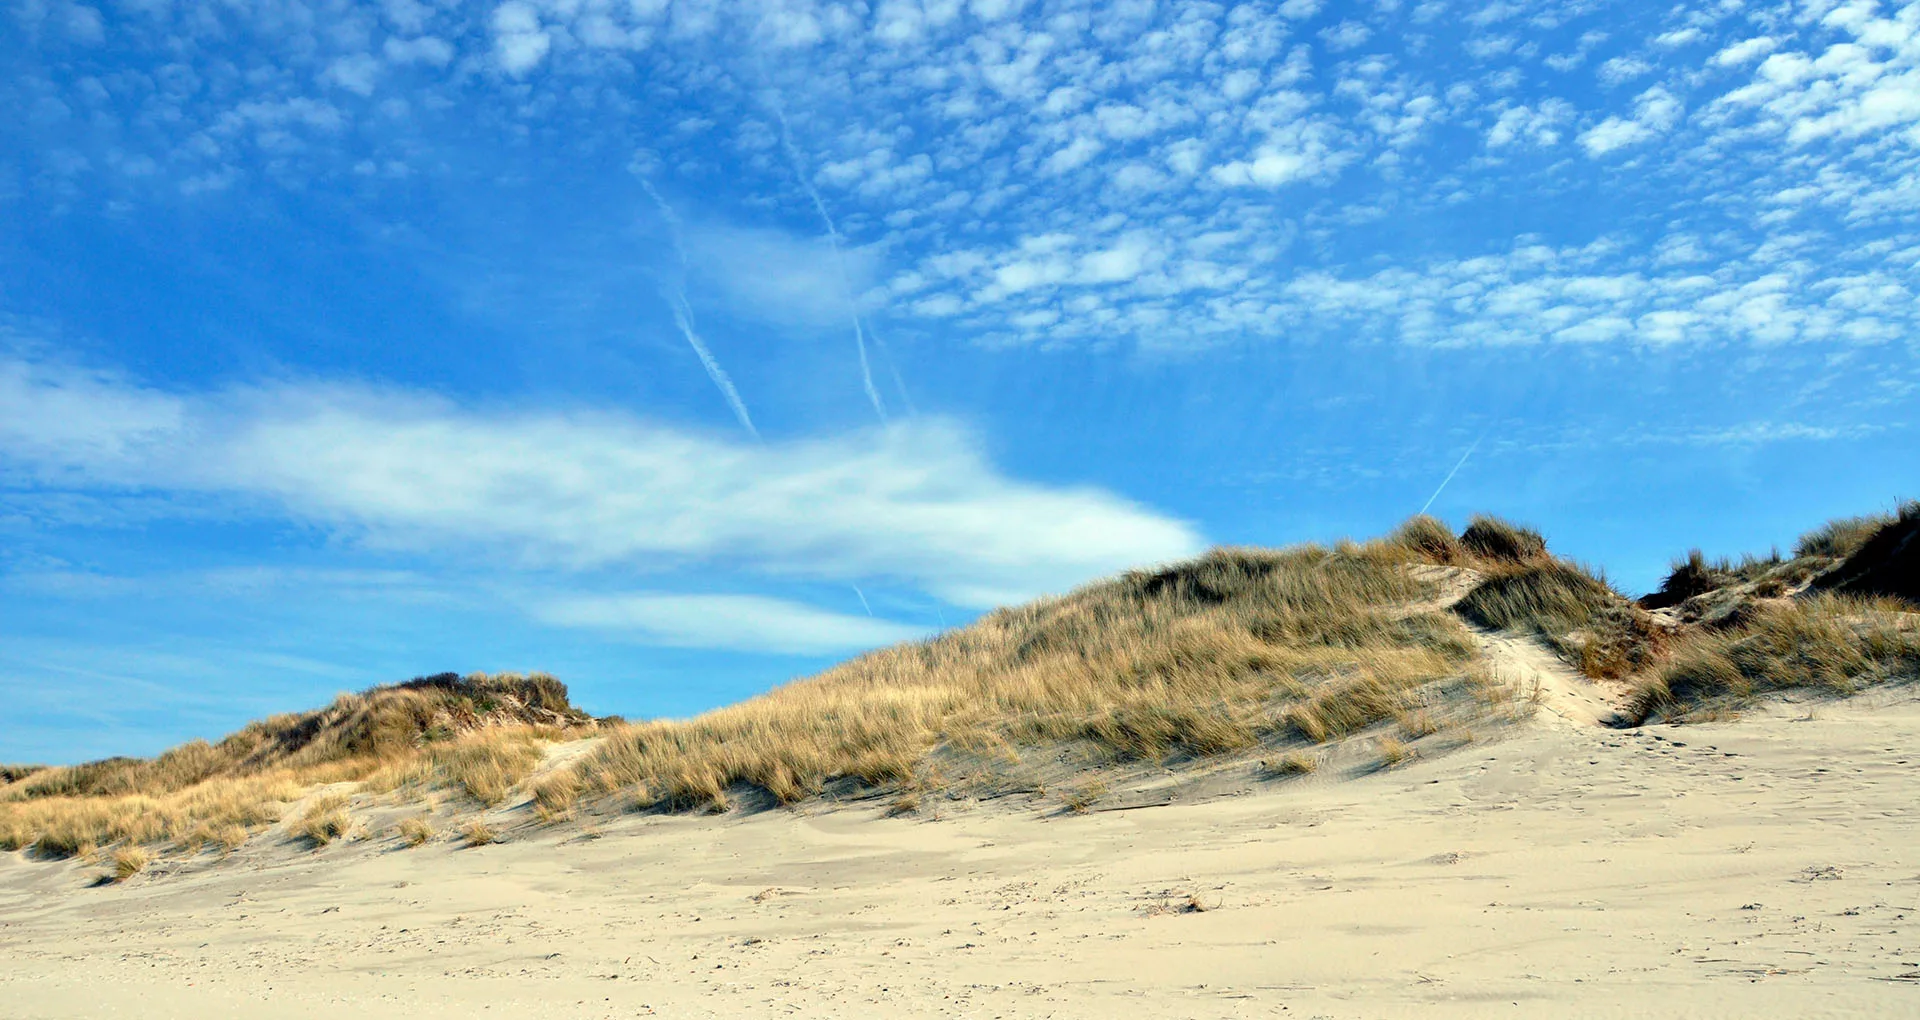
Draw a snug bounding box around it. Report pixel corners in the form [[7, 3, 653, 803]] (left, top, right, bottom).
[[567, 538, 1494, 812], [398, 816, 436, 847], [0, 673, 591, 859], [0, 772, 301, 858], [531, 771, 583, 822], [1454, 560, 1667, 679], [1458, 515, 1548, 564], [109, 845, 151, 882], [293, 792, 354, 847], [432, 731, 546, 805], [1795, 512, 1898, 560], [1631, 595, 1920, 721], [1259, 750, 1320, 777], [460, 819, 498, 847]]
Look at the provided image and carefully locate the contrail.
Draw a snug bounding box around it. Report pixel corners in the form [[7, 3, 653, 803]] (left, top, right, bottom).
[[1419, 434, 1484, 516], [641, 179, 758, 438], [666, 291, 758, 438], [865, 323, 917, 417], [851, 585, 873, 617], [766, 96, 888, 422]]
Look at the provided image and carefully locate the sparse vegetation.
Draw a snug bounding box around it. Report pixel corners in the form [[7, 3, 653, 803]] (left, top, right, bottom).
[[460, 819, 498, 847], [293, 793, 353, 847], [530, 771, 582, 822], [398, 816, 435, 847], [1260, 751, 1319, 777], [109, 845, 150, 882], [210, 823, 250, 854], [1375, 737, 1416, 768], [1398, 709, 1439, 738], [1455, 560, 1665, 679], [1061, 779, 1109, 813]]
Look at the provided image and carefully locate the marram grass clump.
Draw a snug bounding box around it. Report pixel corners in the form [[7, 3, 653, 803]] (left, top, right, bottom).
[[1631, 595, 1920, 721]]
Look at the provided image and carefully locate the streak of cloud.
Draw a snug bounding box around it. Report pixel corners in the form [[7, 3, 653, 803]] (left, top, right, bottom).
[[641, 178, 759, 438], [1419, 434, 1483, 516], [766, 94, 888, 422]]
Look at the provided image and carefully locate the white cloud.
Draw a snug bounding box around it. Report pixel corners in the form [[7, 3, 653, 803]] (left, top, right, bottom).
[[1598, 56, 1653, 87], [529, 593, 927, 654], [0, 358, 185, 469], [1655, 28, 1703, 49], [322, 54, 382, 96], [1078, 234, 1159, 283], [1487, 99, 1573, 148], [1320, 21, 1372, 52], [1041, 136, 1103, 175], [0, 357, 1204, 610], [385, 36, 455, 66], [683, 220, 881, 330], [1580, 85, 1683, 156], [1273, 235, 1916, 349], [491, 2, 552, 76], [1712, 36, 1778, 67]]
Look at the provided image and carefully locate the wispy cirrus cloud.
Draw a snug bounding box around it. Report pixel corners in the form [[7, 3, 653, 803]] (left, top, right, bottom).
[[0, 354, 1204, 612]]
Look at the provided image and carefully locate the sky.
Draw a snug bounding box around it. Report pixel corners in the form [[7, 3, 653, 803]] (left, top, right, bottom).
[[2, 0, 1916, 764]]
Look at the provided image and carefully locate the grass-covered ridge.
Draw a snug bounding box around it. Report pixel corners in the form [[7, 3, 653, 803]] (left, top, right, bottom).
[[1, 673, 594, 858], [563, 539, 1501, 814]]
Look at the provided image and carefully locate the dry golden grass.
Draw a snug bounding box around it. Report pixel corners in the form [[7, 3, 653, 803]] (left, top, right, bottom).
[[108, 845, 150, 887], [1, 764, 45, 785], [1260, 751, 1320, 777], [293, 793, 353, 847], [109, 845, 150, 882], [567, 538, 1491, 812], [1060, 779, 1110, 814], [1375, 736, 1416, 768], [460, 819, 498, 847], [398, 815, 435, 847], [433, 731, 545, 805], [1631, 595, 1920, 721], [530, 771, 582, 822], [0, 673, 591, 859], [0, 772, 298, 858]]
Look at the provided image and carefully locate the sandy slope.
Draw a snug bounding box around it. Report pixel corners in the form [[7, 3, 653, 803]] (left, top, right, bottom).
[[4, 687, 1919, 1018]]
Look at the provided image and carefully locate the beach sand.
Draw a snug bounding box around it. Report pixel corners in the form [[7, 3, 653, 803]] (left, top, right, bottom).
[[4, 693, 1917, 1019]]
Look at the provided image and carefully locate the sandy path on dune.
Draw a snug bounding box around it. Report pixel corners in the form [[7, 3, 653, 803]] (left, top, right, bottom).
[[4, 684, 1917, 1019]]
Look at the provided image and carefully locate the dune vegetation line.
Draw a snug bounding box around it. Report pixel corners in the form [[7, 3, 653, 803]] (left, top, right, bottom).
[[3, 505, 1916, 875]]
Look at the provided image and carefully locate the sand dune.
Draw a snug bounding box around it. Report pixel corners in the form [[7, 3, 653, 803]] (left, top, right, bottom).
[[5, 683, 1916, 1018]]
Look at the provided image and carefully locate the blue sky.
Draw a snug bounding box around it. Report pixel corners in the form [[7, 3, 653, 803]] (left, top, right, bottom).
[[3, 0, 1916, 763]]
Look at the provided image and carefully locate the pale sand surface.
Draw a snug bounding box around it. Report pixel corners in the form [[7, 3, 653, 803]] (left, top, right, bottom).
[[4, 696, 1918, 1019]]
